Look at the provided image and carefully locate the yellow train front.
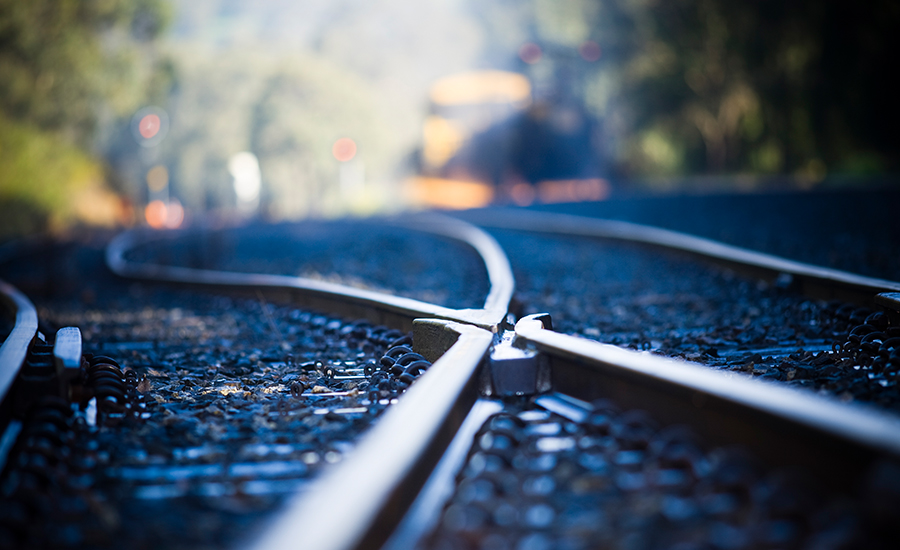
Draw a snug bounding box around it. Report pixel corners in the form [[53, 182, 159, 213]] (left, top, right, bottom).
[[408, 70, 610, 210]]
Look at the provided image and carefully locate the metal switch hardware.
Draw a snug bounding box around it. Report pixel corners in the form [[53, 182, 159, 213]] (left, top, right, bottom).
[[53, 327, 82, 398], [487, 314, 552, 396]]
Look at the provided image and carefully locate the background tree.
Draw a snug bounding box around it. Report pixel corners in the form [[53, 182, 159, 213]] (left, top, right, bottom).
[[0, 0, 170, 237], [497, 0, 900, 183]]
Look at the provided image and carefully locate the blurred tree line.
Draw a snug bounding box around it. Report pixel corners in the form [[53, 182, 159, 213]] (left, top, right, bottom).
[[128, 47, 395, 221], [0, 0, 171, 237], [134, 0, 479, 220], [3, 0, 897, 239], [1, 0, 481, 226], [472, 0, 900, 184]]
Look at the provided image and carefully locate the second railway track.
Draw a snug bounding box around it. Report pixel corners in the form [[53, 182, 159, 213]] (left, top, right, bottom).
[[1, 205, 899, 549]]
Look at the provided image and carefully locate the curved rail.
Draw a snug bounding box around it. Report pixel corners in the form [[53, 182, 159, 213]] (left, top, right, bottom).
[[106, 214, 514, 332], [457, 209, 900, 304], [104, 215, 511, 548], [96, 208, 900, 548], [390, 213, 514, 323], [379, 312, 900, 548], [0, 279, 38, 411], [451, 208, 900, 480], [515, 315, 900, 479], [252, 320, 492, 550], [0, 279, 38, 473]]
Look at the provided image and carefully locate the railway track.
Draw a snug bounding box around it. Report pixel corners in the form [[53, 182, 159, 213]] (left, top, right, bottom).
[[1, 207, 899, 549]]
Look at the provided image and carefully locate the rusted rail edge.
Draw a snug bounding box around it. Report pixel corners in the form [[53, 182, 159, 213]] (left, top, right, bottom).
[[0, 279, 38, 413], [250, 320, 493, 550], [458, 209, 900, 304], [105, 215, 514, 332], [515, 316, 900, 490]]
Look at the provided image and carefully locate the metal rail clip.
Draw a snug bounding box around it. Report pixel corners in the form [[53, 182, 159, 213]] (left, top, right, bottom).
[[487, 313, 552, 396]]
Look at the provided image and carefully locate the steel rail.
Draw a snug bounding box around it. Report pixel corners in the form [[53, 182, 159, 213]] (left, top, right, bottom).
[[251, 320, 492, 550], [457, 208, 900, 304], [104, 215, 511, 549], [389, 213, 514, 323], [513, 315, 900, 490], [379, 312, 900, 549], [106, 214, 513, 332], [0, 279, 38, 473], [98, 210, 900, 548], [0, 279, 38, 415], [381, 398, 505, 550]]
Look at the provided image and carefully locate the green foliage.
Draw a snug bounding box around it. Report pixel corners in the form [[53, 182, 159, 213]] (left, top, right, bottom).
[[506, 0, 899, 181], [251, 57, 388, 216], [0, 0, 170, 235], [0, 0, 171, 140], [151, 48, 391, 218], [153, 0, 483, 218], [0, 113, 103, 238]]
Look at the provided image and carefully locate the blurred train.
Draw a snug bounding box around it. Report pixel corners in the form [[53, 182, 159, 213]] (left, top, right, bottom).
[[407, 70, 609, 209]]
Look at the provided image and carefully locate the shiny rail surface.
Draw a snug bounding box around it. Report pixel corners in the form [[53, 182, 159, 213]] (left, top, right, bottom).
[[104, 215, 513, 549], [253, 321, 493, 550], [106, 214, 513, 332], [452, 210, 900, 482], [0, 279, 38, 416], [73, 211, 900, 548], [381, 313, 900, 548], [0, 279, 38, 472], [514, 315, 900, 483], [457, 209, 900, 304]]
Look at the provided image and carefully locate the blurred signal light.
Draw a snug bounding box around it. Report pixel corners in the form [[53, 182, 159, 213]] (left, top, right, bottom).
[[139, 114, 161, 139], [332, 138, 357, 162], [131, 106, 169, 147], [228, 152, 261, 205], [146, 165, 169, 192], [145, 200, 167, 229], [165, 200, 185, 228], [145, 199, 185, 229]]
